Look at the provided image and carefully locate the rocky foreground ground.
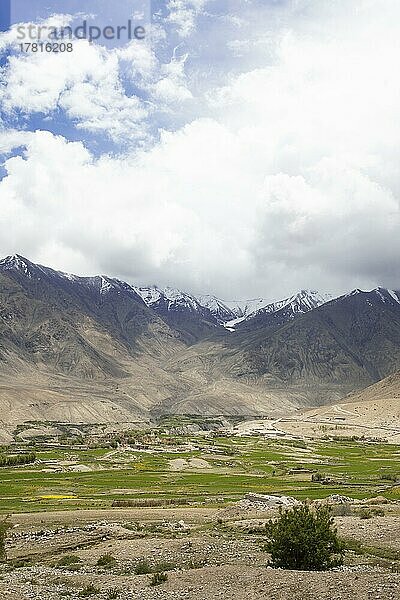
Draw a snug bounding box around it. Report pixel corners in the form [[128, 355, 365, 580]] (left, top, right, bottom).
[[0, 499, 399, 600]]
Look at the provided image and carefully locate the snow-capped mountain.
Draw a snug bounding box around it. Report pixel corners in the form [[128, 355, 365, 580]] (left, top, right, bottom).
[[197, 295, 274, 324], [195, 295, 237, 323], [266, 289, 333, 316], [197, 291, 336, 330], [133, 285, 219, 343], [135, 286, 212, 315], [225, 298, 272, 318], [0, 254, 48, 279], [229, 289, 333, 331], [0, 254, 145, 303], [196, 290, 332, 330], [4, 255, 400, 340], [338, 287, 400, 307], [3, 254, 400, 423]]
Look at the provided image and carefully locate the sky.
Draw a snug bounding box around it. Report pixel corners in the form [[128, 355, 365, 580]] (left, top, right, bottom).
[[0, 0, 399, 301]]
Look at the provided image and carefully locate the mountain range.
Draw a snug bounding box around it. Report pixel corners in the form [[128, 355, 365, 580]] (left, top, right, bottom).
[[0, 254, 399, 432]]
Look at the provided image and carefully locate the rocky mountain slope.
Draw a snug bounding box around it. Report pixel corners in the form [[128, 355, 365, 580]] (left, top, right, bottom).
[[196, 295, 270, 326], [196, 290, 331, 330], [0, 255, 399, 427], [230, 289, 332, 331], [216, 288, 400, 405], [134, 286, 218, 343]]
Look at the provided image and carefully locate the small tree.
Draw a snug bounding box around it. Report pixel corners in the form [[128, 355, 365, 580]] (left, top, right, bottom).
[[0, 519, 11, 562], [264, 504, 344, 571]]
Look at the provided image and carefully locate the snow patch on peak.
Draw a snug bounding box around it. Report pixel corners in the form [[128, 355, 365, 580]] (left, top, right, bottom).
[[345, 289, 362, 298], [341, 288, 400, 305], [163, 287, 203, 312], [374, 288, 388, 303], [99, 276, 114, 295], [134, 286, 163, 306], [386, 289, 400, 304], [371, 287, 400, 305], [135, 285, 203, 312], [288, 289, 332, 312], [223, 290, 332, 330], [224, 298, 271, 318], [0, 254, 45, 279], [196, 294, 237, 322]]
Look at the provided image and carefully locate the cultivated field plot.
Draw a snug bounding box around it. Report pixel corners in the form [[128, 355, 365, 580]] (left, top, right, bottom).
[[0, 434, 398, 513]]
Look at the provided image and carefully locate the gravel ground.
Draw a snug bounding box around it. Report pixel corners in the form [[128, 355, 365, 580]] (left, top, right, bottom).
[[0, 505, 398, 600]]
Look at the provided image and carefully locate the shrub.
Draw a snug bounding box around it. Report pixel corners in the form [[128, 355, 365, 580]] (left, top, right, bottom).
[[311, 472, 325, 483], [358, 508, 373, 519], [154, 560, 175, 572], [10, 558, 33, 568], [380, 473, 398, 482], [0, 519, 11, 562], [79, 584, 100, 597], [106, 589, 120, 599], [150, 572, 168, 586], [0, 452, 36, 468], [264, 504, 344, 571], [358, 507, 385, 519], [134, 559, 152, 574], [57, 554, 82, 567], [96, 553, 116, 568]]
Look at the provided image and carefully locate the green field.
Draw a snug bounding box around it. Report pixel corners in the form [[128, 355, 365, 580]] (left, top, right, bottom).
[[0, 435, 399, 513]]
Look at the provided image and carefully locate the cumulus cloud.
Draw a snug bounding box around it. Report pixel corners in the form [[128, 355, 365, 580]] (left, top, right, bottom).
[[253, 163, 400, 290], [0, 15, 194, 144], [1, 40, 149, 142], [166, 0, 209, 38], [0, 0, 400, 300]]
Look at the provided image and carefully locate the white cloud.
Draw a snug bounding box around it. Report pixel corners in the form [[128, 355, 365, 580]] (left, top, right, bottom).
[[253, 163, 400, 289], [0, 18, 195, 143], [1, 0, 400, 300], [151, 53, 193, 103], [1, 37, 150, 142], [166, 0, 209, 38]]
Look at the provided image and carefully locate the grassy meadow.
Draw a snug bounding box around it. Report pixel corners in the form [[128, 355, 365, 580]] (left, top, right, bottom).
[[0, 432, 398, 513]]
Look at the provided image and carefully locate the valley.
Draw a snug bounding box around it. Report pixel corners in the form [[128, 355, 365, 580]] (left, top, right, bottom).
[[0, 215, 393, 600], [0, 421, 398, 513], [0, 424, 399, 599], [0, 254, 399, 598], [1, 254, 400, 428]]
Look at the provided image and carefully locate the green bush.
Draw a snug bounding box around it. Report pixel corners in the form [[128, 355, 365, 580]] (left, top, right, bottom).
[[57, 554, 82, 567], [357, 507, 385, 519], [0, 453, 36, 468], [106, 589, 120, 599], [96, 553, 116, 568], [380, 473, 398, 482], [134, 559, 152, 574], [264, 504, 344, 571], [79, 584, 100, 597], [154, 560, 176, 572], [150, 572, 168, 586], [358, 508, 373, 519], [10, 557, 33, 569]]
